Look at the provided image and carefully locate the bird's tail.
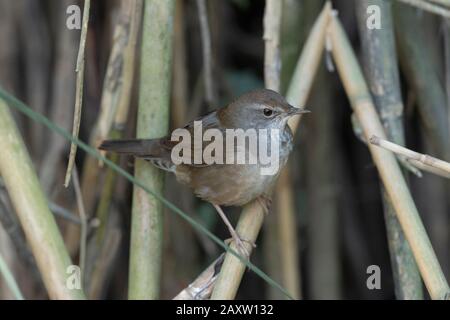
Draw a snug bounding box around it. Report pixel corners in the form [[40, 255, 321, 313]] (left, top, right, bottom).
[[99, 139, 157, 158]]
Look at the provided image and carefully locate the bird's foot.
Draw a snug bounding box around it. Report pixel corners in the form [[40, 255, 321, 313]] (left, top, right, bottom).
[[225, 235, 256, 260], [256, 196, 272, 215]]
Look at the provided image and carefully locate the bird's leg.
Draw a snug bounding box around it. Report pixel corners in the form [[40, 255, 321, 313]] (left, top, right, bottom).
[[212, 204, 254, 258]]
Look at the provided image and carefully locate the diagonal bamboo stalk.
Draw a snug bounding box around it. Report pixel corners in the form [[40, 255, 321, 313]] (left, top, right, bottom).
[[210, 2, 332, 299], [329, 13, 450, 300], [128, 0, 175, 300], [0, 99, 85, 299]]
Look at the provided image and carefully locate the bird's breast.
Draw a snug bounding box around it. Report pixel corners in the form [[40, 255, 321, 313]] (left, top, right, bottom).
[[174, 127, 293, 206]]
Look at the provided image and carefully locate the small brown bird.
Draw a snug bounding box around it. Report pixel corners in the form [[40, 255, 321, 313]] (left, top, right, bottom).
[[99, 89, 309, 256]]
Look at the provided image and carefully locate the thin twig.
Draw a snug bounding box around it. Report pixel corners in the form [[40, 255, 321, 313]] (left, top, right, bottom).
[[396, 0, 450, 18], [196, 0, 217, 107], [72, 166, 88, 281], [370, 135, 450, 178], [64, 0, 91, 187]]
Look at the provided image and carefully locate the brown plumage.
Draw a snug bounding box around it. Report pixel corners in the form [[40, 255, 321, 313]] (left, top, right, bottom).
[[99, 89, 309, 256]]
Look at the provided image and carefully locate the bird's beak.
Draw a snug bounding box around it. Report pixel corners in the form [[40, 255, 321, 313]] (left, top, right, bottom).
[[288, 105, 310, 116]]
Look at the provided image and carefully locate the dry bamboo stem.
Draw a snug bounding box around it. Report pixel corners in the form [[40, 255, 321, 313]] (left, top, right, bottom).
[[263, 0, 282, 91], [64, 0, 90, 187], [264, 0, 300, 300], [329, 14, 449, 300], [211, 2, 331, 300], [0, 100, 85, 299], [370, 136, 450, 178]]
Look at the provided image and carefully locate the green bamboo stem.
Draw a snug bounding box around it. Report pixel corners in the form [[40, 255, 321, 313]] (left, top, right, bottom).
[[0, 99, 85, 300], [329, 14, 450, 300], [355, 0, 423, 299], [128, 0, 175, 300], [211, 2, 331, 299]]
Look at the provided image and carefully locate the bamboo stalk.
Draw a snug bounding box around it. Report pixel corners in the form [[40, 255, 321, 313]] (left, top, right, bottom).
[[128, 0, 175, 300], [263, 0, 282, 91], [0, 99, 85, 299], [64, 0, 91, 187], [329, 14, 450, 300], [264, 0, 301, 300], [211, 2, 331, 299], [355, 0, 423, 299]]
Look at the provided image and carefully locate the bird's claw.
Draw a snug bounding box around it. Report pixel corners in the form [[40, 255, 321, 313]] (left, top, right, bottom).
[[225, 236, 256, 259]]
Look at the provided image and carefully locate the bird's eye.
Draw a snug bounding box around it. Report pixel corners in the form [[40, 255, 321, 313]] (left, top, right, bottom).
[[263, 108, 273, 117]]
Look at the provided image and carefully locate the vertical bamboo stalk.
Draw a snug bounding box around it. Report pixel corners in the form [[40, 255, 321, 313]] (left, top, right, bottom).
[[329, 14, 450, 300], [264, 0, 301, 300], [355, 0, 423, 299], [128, 0, 175, 299], [0, 100, 85, 300]]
